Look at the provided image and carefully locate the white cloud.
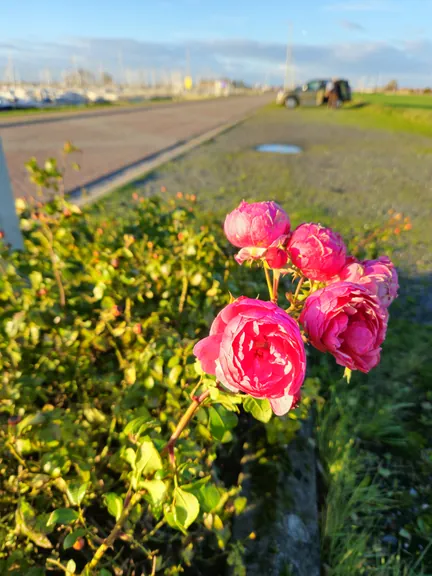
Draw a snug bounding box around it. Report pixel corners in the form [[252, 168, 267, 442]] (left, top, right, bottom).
[[1, 36, 430, 87]]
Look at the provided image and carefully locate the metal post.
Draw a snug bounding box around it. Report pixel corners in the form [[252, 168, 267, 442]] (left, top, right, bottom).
[[0, 138, 24, 250], [284, 22, 293, 91]]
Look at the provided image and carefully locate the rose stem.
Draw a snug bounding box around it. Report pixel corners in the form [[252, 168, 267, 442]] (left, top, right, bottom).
[[292, 277, 305, 306], [272, 270, 280, 304], [163, 389, 210, 466], [80, 488, 143, 575], [264, 267, 274, 301]]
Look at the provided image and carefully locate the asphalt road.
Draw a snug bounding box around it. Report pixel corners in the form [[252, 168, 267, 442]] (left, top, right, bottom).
[[0, 95, 271, 199]]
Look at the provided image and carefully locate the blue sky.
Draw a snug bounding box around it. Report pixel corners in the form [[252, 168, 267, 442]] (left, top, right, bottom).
[[1, 0, 432, 86]]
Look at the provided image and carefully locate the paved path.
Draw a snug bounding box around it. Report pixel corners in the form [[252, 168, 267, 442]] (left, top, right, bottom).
[[0, 95, 270, 198]]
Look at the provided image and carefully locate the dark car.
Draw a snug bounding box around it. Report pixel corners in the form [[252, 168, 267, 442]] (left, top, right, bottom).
[[276, 79, 352, 108]]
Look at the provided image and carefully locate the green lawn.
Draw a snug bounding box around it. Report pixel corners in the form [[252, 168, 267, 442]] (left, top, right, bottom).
[[327, 93, 432, 137], [354, 92, 432, 110]]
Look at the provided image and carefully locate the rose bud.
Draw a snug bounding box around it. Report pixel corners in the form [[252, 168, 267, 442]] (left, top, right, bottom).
[[225, 201, 290, 266], [263, 246, 288, 269], [224, 200, 290, 249], [288, 223, 346, 281]]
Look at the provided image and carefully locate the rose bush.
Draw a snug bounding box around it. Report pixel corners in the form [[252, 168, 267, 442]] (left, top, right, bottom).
[[0, 146, 401, 575]]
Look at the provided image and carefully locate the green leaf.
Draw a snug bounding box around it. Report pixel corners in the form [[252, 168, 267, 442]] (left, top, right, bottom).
[[234, 497, 247, 515], [104, 493, 123, 521], [215, 390, 243, 412], [47, 508, 79, 527], [66, 482, 88, 506], [208, 405, 238, 442], [29, 271, 43, 289], [16, 412, 45, 435], [135, 437, 162, 481], [64, 528, 86, 550], [124, 412, 151, 437], [142, 479, 168, 507], [200, 484, 221, 513], [99, 570, 112, 576], [124, 364, 136, 385], [83, 406, 106, 424], [378, 467, 391, 478], [182, 478, 221, 513], [243, 397, 272, 423], [164, 508, 184, 534], [66, 559, 76, 574], [124, 447, 136, 470], [173, 487, 200, 530], [194, 361, 204, 376], [168, 365, 183, 385], [93, 282, 106, 300], [16, 501, 52, 549]]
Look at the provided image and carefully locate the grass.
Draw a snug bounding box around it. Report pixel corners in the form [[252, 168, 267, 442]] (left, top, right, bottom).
[[291, 95, 432, 139], [87, 101, 432, 573], [355, 92, 432, 110]]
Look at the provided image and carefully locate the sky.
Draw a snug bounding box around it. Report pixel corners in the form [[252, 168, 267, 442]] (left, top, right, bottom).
[[1, 0, 432, 87]]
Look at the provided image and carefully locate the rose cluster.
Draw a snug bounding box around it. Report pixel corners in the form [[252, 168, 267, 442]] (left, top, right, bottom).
[[194, 200, 398, 416]]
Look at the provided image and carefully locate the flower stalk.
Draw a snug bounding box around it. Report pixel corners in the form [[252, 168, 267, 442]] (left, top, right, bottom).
[[163, 389, 211, 466], [80, 489, 143, 575]]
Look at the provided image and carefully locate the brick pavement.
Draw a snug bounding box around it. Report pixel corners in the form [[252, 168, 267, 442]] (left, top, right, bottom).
[[0, 95, 270, 198]]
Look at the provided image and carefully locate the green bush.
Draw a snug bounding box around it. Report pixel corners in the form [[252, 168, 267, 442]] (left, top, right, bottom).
[[1, 196, 277, 575]]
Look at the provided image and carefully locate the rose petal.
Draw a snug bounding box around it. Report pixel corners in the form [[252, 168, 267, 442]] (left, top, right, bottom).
[[193, 334, 223, 375], [269, 394, 295, 416]]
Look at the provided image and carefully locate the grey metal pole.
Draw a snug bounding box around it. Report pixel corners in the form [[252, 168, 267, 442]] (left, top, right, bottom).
[[284, 22, 293, 91], [0, 137, 24, 250]]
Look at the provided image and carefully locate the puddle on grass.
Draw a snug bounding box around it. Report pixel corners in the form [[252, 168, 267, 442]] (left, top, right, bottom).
[[256, 143, 302, 155]]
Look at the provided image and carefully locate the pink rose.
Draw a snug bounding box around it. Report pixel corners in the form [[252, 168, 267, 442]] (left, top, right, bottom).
[[299, 282, 388, 373], [194, 297, 306, 416], [332, 256, 398, 308], [288, 223, 346, 281], [224, 201, 290, 249]]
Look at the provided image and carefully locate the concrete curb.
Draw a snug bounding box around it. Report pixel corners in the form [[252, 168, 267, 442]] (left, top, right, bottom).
[[233, 417, 320, 576], [71, 107, 262, 208]]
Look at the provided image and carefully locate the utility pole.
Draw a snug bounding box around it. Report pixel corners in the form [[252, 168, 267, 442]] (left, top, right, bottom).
[[186, 47, 191, 76], [284, 21, 294, 90], [118, 50, 124, 86]]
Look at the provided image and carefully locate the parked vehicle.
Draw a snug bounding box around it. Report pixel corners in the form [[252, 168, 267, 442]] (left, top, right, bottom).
[[54, 91, 88, 106], [276, 79, 351, 108]]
